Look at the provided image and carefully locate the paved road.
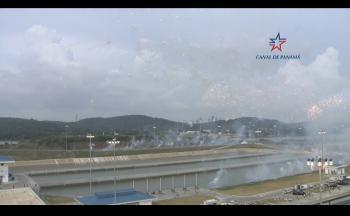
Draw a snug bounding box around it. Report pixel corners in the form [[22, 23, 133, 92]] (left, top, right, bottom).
[[308, 190, 350, 205], [0, 173, 40, 193]]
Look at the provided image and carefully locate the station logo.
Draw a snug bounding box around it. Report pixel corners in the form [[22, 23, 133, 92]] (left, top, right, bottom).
[[270, 32, 287, 52], [256, 32, 300, 60]]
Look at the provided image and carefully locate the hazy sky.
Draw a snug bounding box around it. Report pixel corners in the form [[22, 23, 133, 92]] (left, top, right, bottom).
[[0, 9, 350, 122]]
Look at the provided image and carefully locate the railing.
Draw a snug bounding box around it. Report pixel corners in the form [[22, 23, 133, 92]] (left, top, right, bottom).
[[310, 191, 350, 205]]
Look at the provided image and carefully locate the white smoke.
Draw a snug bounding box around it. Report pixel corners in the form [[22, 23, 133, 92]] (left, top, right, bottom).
[[208, 168, 229, 188], [244, 159, 308, 183]]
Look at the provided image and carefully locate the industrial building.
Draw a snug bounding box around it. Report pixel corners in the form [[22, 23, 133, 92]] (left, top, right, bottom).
[[76, 188, 155, 205], [0, 141, 18, 145], [325, 164, 347, 175], [0, 156, 15, 184]]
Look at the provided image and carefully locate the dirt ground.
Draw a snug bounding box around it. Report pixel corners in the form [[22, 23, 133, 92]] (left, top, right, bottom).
[[153, 194, 214, 205]]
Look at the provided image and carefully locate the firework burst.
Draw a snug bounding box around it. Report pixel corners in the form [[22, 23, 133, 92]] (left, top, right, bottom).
[[307, 95, 344, 120]]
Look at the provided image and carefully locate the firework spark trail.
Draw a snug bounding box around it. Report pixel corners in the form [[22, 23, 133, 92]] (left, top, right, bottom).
[[308, 105, 322, 120], [307, 95, 344, 120], [203, 82, 241, 106]]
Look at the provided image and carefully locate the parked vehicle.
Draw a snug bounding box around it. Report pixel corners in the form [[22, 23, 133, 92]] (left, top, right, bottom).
[[325, 181, 338, 189], [203, 199, 218, 205], [229, 200, 239, 205], [292, 184, 305, 195], [336, 179, 349, 185], [292, 189, 305, 195]]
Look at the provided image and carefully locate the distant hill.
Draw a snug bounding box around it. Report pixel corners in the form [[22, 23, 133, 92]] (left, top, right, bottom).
[[193, 117, 306, 137], [0, 115, 184, 139], [0, 117, 65, 139], [0, 115, 310, 139], [70, 115, 183, 134]]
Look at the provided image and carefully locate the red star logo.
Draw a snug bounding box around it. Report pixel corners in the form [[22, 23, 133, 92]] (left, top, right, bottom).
[[269, 33, 287, 52]]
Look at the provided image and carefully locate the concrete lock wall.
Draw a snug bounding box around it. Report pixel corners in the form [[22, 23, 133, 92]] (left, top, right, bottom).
[[10, 148, 275, 168]]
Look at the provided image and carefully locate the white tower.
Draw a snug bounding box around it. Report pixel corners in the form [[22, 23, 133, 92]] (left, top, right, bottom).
[[0, 156, 15, 184]]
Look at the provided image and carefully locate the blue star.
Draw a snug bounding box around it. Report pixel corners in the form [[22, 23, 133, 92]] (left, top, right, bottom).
[[270, 33, 287, 52]]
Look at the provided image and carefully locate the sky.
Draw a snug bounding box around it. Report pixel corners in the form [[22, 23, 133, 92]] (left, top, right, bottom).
[[0, 8, 350, 123]]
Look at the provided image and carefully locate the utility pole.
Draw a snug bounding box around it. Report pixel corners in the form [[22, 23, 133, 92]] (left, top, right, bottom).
[[307, 130, 327, 205], [199, 118, 202, 145], [153, 126, 157, 146], [86, 134, 95, 195], [318, 129, 326, 205], [110, 133, 120, 204], [65, 125, 69, 152]]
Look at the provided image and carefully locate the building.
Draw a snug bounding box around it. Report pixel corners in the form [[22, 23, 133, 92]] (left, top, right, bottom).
[[0, 141, 19, 145], [325, 164, 347, 175], [0, 156, 15, 184], [0, 187, 45, 205], [76, 188, 155, 205]]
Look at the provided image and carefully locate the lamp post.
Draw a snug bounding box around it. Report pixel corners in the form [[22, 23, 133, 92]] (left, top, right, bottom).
[[86, 134, 95, 195], [64, 125, 69, 152], [110, 133, 120, 204], [298, 127, 303, 136], [273, 125, 277, 137], [319, 129, 326, 205], [255, 130, 262, 138], [199, 118, 202, 145], [153, 126, 157, 146], [306, 129, 327, 205]]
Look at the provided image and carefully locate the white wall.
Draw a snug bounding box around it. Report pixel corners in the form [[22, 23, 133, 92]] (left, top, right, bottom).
[[325, 167, 345, 176], [139, 200, 153, 205], [0, 163, 9, 183]]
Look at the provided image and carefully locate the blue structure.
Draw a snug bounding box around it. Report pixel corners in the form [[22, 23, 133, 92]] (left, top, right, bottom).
[[0, 156, 15, 163], [76, 188, 155, 205]]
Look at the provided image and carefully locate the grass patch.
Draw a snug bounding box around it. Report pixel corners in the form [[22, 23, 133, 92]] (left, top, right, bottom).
[[255, 198, 281, 205], [216, 165, 350, 196], [42, 195, 77, 205], [346, 166, 350, 174], [153, 194, 214, 205], [216, 172, 320, 196]]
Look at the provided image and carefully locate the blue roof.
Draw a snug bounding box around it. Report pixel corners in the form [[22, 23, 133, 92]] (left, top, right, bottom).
[[0, 156, 15, 163], [76, 188, 155, 205]]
